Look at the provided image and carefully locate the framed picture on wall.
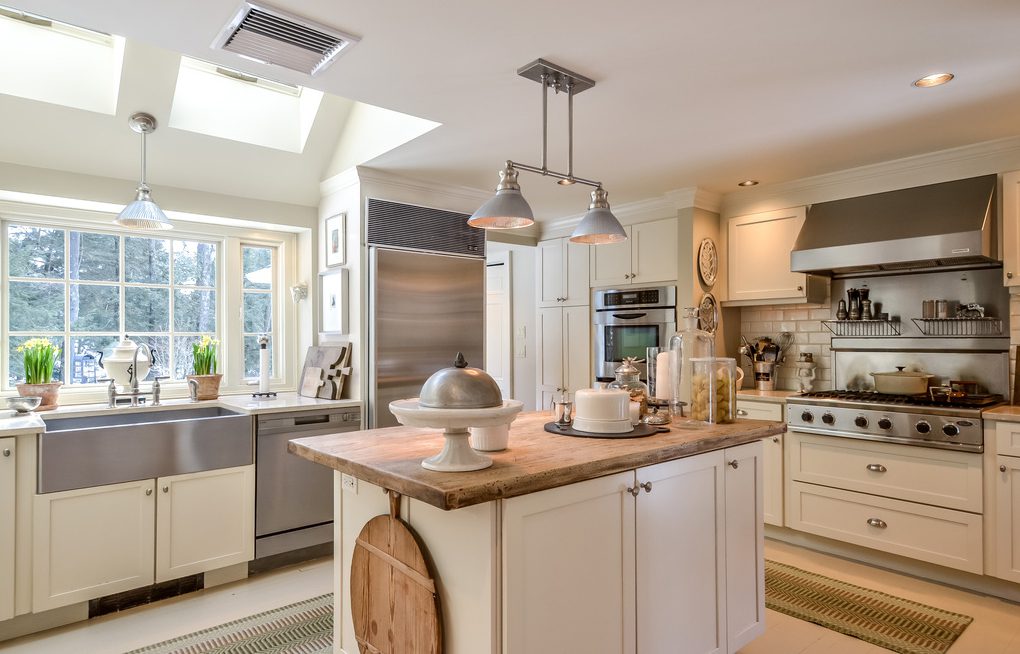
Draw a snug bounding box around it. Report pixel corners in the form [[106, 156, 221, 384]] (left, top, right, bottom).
[[325, 213, 346, 267], [320, 268, 349, 337]]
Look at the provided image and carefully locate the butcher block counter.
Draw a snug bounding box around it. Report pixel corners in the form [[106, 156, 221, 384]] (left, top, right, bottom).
[[288, 410, 785, 511], [291, 411, 784, 654]]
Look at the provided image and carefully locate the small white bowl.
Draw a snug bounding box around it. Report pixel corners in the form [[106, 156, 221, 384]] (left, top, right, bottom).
[[470, 423, 510, 451]]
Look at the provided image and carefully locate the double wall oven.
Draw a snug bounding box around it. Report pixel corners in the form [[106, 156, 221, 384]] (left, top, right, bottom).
[[593, 286, 676, 382]]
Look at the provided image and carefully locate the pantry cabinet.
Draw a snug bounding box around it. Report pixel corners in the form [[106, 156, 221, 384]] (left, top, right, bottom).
[[536, 305, 590, 410], [1, 437, 15, 621], [590, 218, 679, 287], [1001, 171, 1020, 287], [33, 465, 255, 611], [726, 207, 826, 305], [537, 237, 590, 306]]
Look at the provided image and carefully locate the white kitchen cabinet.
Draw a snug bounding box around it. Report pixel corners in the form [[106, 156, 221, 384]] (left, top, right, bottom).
[[1, 437, 15, 621], [591, 218, 678, 287], [1001, 170, 1020, 286], [537, 237, 590, 306], [993, 455, 1020, 583], [736, 399, 785, 527], [723, 442, 766, 651], [726, 207, 827, 305], [33, 479, 156, 612], [536, 305, 590, 409], [155, 465, 254, 582]]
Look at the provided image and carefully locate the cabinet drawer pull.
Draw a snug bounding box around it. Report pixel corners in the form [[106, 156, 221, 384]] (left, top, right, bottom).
[[772, 436, 779, 443], [2, 448, 9, 457], [728, 460, 739, 469], [626, 486, 640, 497], [736, 409, 749, 417], [640, 481, 652, 493], [866, 463, 887, 473], [1009, 272, 1014, 279], [796, 285, 804, 291], [163, 485, 169, 493], [866, 518, 887, 529], [145, 488, 153, 496], [1002, 465, 1008, 473]]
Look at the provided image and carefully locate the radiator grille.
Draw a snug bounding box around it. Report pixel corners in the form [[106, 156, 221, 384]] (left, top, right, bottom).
[[366, 198, 485, 258]]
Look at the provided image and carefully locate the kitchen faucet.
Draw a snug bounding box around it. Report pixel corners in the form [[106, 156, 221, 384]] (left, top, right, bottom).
[[107, 343, 167, 407]]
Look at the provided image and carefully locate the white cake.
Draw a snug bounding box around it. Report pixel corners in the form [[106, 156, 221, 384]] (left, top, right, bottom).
[[572, 387, 632, 434]]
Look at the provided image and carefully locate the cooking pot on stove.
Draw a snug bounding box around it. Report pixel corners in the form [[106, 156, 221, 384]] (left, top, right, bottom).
[[869, 367, 934, 395]]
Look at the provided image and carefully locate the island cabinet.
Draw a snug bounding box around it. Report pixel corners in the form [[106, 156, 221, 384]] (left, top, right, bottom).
[[590, 218, 679, 288], [0, 437, 15, 622], [537, 237, 590, 306], [32, 465, 254, 611]]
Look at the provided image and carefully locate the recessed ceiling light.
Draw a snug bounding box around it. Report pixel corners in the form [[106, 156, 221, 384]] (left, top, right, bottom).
[[912, 73, 954, 88], [738, 180, 759, 187]]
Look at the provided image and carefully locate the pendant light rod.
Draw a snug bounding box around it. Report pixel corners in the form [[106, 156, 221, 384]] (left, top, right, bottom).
[[540, 72, 548, 171], [139, 128, 147, 187], [565, 79, 574, 182], [506, 160, 601, 189]]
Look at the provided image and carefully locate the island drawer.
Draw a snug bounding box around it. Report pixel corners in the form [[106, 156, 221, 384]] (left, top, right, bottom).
[[786, 431, 982, 512], [787, 481, 983, 574], [736, 400, 783, 422]]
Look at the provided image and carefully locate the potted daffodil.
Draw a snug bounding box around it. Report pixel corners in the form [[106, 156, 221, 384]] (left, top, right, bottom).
[[16, 338, 62, 410], [187, 335, 222, 400]]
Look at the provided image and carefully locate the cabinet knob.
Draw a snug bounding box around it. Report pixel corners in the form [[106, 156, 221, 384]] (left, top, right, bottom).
[[1009, 272, 1014, 279], [640, 481, 652, 493], [145, 488, 153, 496], [163, 485, 169, 493], [736, 409, 748, 417], [866, 518, 887, 529], [1002, 465, 1009, 473], [626, 486, 640, 497], [796, 285, 804, 291], [772, 436, 779, 443], [866, 463, 887, 473], [728, 460, 739, 469], [2, 448, 9, 457]]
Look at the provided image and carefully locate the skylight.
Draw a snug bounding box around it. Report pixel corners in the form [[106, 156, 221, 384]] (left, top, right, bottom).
[[0, 5, 124, 114], [168, 57, 323, 153]]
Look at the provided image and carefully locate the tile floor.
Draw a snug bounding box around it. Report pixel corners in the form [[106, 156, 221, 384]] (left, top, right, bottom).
[[2, 540, 1018, 653]]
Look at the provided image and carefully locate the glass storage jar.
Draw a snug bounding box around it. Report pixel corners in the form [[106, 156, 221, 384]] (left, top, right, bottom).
[[668, 307, 715, 424], [607, 357, 649, 417], [689, 357, 737, 424]]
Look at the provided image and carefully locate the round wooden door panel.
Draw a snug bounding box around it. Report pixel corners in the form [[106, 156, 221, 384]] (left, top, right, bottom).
[[350, 514, 442, 654]]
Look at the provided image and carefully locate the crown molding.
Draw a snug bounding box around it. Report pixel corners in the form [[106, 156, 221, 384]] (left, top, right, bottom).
[[540, 195, 677, 240], [719, 134, 1020, 217], [663, 187, 722, 213], [318, 167, 362, 196], [320, 166, 493, 207]]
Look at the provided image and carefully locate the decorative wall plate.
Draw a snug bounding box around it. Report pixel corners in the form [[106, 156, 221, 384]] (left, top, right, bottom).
[[698, 238, 718, 287], [699, 293, 719, 334]]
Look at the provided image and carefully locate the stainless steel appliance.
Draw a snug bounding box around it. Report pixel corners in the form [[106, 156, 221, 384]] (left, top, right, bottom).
[[593, 286, 676, 382], [255, 408, 361, 559]]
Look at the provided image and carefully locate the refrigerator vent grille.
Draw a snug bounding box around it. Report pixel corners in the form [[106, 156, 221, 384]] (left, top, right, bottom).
[[366, 198, 485, 257]]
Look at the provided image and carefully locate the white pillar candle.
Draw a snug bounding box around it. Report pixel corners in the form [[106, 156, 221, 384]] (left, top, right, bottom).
[[629, 401, 642, 426], [655, 351, 672, 400]]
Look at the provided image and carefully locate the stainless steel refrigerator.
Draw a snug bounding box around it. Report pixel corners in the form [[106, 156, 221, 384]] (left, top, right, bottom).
[[368, 247, 484, 427]]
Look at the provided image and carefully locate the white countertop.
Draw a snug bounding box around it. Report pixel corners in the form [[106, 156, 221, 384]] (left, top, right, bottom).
[[0, 413, 46, 437]]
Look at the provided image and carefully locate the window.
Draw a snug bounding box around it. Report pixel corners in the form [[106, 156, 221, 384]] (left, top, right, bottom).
[[241, 245, 275, 378], [5, 223, 218, 387]]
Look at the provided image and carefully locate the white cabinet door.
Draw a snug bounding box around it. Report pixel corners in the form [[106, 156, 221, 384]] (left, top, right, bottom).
[[564, 238, 591, 305], [635, 451, 726, 654], [537, 238, 566, 306], [155, 465, 254, 583], [1002, 171, 1020, 287], [563, 305, 591, 395], [631, 218, 678, 285], [33, 479, 156, 611], [762, 434, 784, 527], [994, 456, 1020, 583], [724, 442, 766, 651], [503, 471, 636, 654], [591, 226, 633, 287], [536, 307, 564, 408], [728, 207, 809, 302], [996, 421, 1020, 457], [0, 437, 14, 621]]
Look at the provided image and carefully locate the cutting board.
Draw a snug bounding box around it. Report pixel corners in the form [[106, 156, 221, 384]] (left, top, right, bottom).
[[299, 344, 352, 399], [351, 493, 441, 654]]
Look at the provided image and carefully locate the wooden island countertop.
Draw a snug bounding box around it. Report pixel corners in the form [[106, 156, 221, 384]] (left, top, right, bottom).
[[289, 410, 786, 510]]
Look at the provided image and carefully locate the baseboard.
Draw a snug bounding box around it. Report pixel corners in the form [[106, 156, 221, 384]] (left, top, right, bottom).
[[0, 603, 87, 643]]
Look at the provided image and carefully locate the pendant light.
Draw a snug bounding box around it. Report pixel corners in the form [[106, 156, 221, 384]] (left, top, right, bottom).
[[469, 59, 626, 244], [114, 112, 172, 230]]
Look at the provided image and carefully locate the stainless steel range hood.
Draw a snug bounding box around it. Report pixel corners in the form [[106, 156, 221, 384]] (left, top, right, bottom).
[[790, 174, 997, 276]]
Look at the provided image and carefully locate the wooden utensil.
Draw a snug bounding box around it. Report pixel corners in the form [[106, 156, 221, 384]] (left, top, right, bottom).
[[351, 491, 441, 654]]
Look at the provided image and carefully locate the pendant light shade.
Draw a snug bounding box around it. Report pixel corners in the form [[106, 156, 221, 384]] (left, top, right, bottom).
[[570, 187, 627, 244], [114, 112, 172, 231], [468, 164, 535, 229]]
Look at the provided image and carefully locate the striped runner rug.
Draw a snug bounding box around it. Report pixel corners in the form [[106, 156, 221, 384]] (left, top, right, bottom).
[[123, 594, 333, 654], [765, 559, 972, 654]]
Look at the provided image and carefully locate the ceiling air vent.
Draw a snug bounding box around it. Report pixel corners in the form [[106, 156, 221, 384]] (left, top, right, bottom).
[[212, 1, 359, 76]]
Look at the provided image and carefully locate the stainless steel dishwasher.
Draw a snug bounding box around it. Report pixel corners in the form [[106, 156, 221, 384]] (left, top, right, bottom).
[[255, 407, 361, 559]]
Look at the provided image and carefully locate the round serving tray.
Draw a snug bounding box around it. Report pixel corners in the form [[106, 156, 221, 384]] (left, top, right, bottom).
[[544, 422, 669, 439]]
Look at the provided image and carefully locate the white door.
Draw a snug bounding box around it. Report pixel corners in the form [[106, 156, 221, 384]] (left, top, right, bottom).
[[503, 471, 636, 654], [635, 451, 726, 654], [994, 456, 1020, 583], [33, 479, 156, 611], [724, 442, 766, 651], [728, 207, 807, 301], [536, 238, 565, 306], [590, 227, 633, 287], [0, 437, 14, 621], [563, 305, 592, 396], [762, 434, 784, 526], [156, 465, 254, 582], [536, 307, 564, 408], [564, 238, 591, 305], [631, 219, 678, 285], [485, 252, 513, 399]]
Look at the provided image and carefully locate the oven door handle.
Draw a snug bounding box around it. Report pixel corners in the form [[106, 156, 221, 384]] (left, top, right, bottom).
[[611, 313, 649, 320]]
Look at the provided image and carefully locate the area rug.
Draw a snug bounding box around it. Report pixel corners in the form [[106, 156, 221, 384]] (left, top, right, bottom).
[[124, 594, 333, 654], [765, 559, 972, 654]]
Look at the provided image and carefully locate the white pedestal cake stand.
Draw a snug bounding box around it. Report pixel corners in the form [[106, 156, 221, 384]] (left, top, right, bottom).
[[389, 399, 524, 472]]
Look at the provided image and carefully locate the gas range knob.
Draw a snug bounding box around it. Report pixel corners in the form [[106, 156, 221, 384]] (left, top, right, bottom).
[[821, 413, 835, 425], [800, 411, 814, 423], [854, 416, 869, 428], [943, 423, 961, 437], [877, 418, 893, 430], [915, 420, 932, 435]]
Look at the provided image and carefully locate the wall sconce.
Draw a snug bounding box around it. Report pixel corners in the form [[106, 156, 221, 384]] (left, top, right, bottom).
[[291, 282, 308, 303]]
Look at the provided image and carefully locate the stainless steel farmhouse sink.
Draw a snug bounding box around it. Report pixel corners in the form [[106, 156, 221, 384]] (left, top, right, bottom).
[[39, 408, 253, 493]]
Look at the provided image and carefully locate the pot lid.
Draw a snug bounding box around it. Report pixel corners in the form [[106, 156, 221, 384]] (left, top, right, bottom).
[[419, 352, 503, 409], [870, 367, 933, 378], [615, 356, 642, 377]]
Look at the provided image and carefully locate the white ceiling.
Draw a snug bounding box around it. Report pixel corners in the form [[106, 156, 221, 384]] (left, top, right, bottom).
[[7, 0, 1020, 218]]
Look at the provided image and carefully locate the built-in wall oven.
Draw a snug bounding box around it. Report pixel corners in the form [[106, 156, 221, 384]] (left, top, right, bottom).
[[593, 286, 676, 382]]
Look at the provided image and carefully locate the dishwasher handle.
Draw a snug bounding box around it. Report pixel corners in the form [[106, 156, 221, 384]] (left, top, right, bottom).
[[258, 411, 361, 435]]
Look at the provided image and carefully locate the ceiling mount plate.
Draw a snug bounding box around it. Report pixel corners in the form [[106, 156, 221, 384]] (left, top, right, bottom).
[[517, 58, 595, 94], [128, 112, 157, 134]]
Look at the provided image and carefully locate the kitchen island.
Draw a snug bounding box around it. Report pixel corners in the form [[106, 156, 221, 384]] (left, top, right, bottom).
[[291, 411, 785, 654]]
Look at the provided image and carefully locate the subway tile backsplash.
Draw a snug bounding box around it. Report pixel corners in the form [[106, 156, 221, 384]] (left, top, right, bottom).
[[739, 299, 833, 391]]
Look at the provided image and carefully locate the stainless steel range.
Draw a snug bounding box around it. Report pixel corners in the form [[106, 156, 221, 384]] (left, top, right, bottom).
[[787, 391, 1002, 453]]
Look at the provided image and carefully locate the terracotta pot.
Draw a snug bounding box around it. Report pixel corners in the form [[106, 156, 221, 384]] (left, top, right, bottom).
[[187, 374, 222, 401], [16, 381, 62, 411]]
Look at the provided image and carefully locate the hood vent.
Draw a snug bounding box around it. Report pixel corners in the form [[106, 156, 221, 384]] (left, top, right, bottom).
[[213, 2, 359, 76], [790, 175, 998, 277]]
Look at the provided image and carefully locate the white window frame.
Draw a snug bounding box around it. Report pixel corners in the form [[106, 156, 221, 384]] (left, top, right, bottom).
[[239, 241, 280, 381]]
